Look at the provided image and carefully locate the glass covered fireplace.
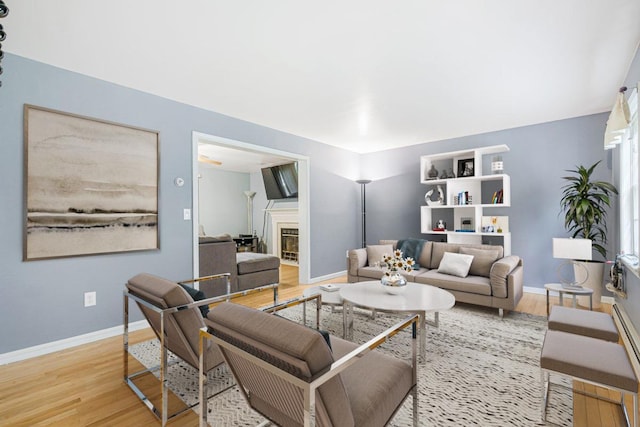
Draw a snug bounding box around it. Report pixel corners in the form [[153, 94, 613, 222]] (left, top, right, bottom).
[[280, 227, 299, 264]]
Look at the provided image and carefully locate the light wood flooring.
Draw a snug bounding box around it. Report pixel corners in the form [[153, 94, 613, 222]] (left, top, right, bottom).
[[0, 265, 632, 426]]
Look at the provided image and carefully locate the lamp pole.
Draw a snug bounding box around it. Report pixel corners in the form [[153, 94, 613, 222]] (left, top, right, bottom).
[[243, 191, 256, 235], [356, 179, 372, 248]]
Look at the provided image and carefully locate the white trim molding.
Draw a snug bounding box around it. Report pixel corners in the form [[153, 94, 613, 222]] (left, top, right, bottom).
[[0, 320, 149, 366]]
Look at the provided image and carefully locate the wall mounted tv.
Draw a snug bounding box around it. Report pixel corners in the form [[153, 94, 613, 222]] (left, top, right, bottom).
[[261, 162, 298, 200]]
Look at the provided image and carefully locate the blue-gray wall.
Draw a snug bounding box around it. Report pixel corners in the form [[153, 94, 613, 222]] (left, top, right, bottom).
[[0, 54, 360, 354], [362, 113, 613, 288], [1, 43, 636, 356], [198, 168, 251, 237]]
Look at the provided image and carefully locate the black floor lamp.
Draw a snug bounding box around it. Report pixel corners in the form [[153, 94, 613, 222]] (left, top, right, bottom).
[[356, 179, 372, 248]]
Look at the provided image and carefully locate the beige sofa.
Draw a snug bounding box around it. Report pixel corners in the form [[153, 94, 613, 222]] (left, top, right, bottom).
[[348, 239, 523, 317], [199, 235, 280, 297]]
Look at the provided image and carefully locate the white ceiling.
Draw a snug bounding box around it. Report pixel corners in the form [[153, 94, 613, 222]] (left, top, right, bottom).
[[198, 142, 294, 173], [5, 1, 640, 154]]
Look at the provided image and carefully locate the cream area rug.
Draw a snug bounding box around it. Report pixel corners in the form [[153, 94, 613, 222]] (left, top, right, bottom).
[[128, 303, 571, 426]]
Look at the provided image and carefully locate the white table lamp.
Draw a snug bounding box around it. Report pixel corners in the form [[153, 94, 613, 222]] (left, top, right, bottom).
[[552, 238, 592, 261]]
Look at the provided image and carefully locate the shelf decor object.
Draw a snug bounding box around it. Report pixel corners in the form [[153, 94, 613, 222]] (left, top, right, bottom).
[[419, 144, 511, 255], [457, 158, 475, 177], [491, 155, 504, 174]]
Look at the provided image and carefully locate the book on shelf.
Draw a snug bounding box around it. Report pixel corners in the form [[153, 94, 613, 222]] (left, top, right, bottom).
[[432, 228, 446, 232], [491, 189, 503, 204], [453, 191, 472, 205]]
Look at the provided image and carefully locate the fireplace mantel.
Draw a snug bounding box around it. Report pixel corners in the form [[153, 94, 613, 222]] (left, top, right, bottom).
[[267, 208, 298, 223]]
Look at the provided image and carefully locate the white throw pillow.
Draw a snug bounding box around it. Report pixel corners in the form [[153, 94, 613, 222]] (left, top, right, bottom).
[[438, 252, 474, 278], [366, 244, 394, 267]]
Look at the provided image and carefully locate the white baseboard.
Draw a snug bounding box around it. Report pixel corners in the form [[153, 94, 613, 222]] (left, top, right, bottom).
[[0, 320, 149, 366], [308, 270, 347, 284]]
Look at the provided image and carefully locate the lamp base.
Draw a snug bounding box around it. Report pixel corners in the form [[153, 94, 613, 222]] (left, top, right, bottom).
[[573, 261, 604, 309]]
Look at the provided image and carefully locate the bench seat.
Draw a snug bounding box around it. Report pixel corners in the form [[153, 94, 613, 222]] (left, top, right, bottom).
[[548, 306, 619, 342], [541, 330, 638, 427]]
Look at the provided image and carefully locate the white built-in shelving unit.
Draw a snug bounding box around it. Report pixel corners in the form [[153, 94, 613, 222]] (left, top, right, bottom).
[[419, 144, 511, 255]]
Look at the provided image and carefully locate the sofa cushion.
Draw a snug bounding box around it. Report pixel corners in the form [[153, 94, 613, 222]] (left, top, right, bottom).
[[489, 255, 521, 298], [438, 252, 474, 278], [366, 244, 394, 266], [199, 234, 233, 243], [357, 266, 385, 280], [416, 270, 492, 295], [237, 252, 280, 274], [418, 241, 433, 269], [430, 242, 461, 269], [460, 247, 501, 278]]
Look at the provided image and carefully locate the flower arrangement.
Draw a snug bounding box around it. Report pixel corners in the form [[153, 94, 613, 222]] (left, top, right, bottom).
[[381, 249, 415, 276]]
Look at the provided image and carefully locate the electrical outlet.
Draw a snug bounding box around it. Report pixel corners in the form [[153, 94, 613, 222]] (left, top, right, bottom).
[[84, 291, 96, 307]]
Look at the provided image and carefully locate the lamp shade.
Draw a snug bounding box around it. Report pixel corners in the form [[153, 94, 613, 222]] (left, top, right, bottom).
[[604, 92, 630, 150], [552, 238, 592, 261]]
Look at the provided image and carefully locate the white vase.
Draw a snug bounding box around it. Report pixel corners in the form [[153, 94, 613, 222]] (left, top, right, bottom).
[[573, 261, 604, 309]]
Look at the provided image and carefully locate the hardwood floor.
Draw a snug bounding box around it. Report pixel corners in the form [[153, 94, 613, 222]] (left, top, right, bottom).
[[0, 265, 631, 426]]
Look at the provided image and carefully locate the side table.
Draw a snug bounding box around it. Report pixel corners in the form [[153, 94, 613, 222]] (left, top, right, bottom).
[[302, 284, 345, 336], [544, 283, 594, 316]]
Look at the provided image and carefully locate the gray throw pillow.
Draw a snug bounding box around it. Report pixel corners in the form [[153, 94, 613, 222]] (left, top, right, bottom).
[[438, 252, 474, 278], [460, 247, 501, 277]]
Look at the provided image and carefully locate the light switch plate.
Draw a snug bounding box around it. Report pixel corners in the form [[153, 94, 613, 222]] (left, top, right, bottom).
[[84, 291, 96, 307], [183, 209, 191, 220]]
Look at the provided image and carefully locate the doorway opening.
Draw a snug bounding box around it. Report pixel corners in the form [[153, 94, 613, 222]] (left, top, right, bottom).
[[191, 131, 310, 285]]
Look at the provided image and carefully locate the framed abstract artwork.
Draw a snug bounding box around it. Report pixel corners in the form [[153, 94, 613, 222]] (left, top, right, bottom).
[[23, 105, 159, 260]]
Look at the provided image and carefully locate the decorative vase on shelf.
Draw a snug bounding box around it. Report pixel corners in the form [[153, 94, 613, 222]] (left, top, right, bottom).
[[381, 271, 408, 295]]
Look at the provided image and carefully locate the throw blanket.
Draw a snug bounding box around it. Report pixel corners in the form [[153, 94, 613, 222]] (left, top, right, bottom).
[[396, 238, 427, 269]]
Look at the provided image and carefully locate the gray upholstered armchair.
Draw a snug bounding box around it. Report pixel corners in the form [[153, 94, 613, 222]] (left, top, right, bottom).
[[124, 272, 278, 426], [199, 302, 419, 427]]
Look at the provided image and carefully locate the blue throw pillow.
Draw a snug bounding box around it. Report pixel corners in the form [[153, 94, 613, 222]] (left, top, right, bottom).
[[397, 238, 427, 269], [179, 284, 210, 317]]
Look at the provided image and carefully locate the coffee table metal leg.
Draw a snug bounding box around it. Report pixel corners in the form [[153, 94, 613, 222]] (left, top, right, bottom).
[[302, 301, 307, 326], [419, 312, 426, 363], [342, 302, 353, 340], [559, 292, 564, 307], [424, 311, 439, 328]]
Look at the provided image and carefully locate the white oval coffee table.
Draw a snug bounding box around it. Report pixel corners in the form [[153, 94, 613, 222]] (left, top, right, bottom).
[[340, 281, 455, 362]]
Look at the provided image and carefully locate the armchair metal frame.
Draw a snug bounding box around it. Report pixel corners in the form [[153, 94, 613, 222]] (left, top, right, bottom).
[[123, 273, 278, 426], [198, 296, 418, 427]]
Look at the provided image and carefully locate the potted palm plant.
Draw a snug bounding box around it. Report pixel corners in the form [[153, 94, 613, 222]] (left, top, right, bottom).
[[559, 161, 617, 307]]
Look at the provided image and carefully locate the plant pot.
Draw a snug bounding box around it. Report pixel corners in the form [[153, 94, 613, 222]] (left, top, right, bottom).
[[573, 261, 604, 309]]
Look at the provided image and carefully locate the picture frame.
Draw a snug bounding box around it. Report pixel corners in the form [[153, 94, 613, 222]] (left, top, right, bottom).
[[24, 105, 159, 260], [457, 158, 475, 177]]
